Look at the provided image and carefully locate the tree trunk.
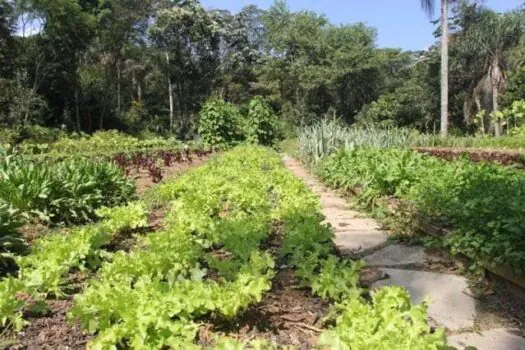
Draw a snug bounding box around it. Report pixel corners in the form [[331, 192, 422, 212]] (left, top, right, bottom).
[[176, 80, 184, 133], [166, 49, 174, 133], [491, 58, 502, 137], [440, 0, 449, 138], [100, 105, 106, 130], [117, 63, 121, 115], [88, 108, 92, 133], [493, 83, 501, 136], [74, 88, 81, 133], [131, 69, 138, 102]]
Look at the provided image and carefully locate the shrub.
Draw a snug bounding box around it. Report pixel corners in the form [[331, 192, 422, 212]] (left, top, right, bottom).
[[198, 98, 243, 147], [244, 96, 278, 146], [0, 128, 20, 145], [19, 125, 66, 144]]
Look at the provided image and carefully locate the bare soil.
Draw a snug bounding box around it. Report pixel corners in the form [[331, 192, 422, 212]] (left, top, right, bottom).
[[6, 298, 90, 350], [199, 269, 328, 349], [415, 147, 525, 168], [132, 154, 211, 194]]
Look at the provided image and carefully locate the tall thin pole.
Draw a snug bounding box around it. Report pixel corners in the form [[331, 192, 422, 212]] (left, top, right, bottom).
[[440, 0, 449, 137]]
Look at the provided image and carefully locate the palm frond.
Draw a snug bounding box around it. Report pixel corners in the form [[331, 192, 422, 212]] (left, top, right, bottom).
[[420, 0, 435, 17]]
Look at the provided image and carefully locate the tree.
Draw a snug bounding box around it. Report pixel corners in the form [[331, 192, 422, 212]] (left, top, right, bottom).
[[259, 1, 387, 124], [215, 5, 265, 104], [0, 0, 16, 78], [458, 8, 524, 136], [96, 0, 153, 119], [18, 0, 96, 129], [420, 0, 456, 137], [150, 0, 221, 135]]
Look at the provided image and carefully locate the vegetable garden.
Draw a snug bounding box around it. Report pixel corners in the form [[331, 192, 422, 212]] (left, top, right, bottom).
[[296, 121, 525, 288], [0, 146, 448, 349], [316, 148, 525, 274]]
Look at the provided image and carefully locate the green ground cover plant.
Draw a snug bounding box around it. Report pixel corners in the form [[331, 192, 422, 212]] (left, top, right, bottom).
[[0, 152, 135, 227], [316, 148, 525, 274], [0, 146, 447, 349], [0, 202, 149, 331], [12, 130, 182, 156], [68, 146, 445, 348]]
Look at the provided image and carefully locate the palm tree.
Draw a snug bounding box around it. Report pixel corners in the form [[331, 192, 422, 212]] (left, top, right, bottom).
[[420, 0, 455, 137], [459, 9, 524, 136]]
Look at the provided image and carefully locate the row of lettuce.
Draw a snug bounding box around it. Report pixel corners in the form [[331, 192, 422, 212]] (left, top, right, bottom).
[[313, 148, 525, 275], [0, 146, 446, 348], [0, 96, 282, 276]]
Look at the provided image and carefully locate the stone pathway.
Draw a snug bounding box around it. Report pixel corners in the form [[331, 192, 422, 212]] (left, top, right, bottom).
[[282, 155, 525, 350]]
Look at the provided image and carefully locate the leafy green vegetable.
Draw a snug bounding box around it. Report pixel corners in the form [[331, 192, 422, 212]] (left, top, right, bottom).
[[0, 153, 136, 226], [0, 202, 149, 330], [318, 287, 447, 350], [317, 148, 525, 273]]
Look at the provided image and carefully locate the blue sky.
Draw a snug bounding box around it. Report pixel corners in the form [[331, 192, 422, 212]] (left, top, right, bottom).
[[200, 0, 523, 50]]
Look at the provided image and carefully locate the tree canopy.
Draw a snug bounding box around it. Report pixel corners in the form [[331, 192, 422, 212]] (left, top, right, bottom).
[[0, 0, 524, 137]]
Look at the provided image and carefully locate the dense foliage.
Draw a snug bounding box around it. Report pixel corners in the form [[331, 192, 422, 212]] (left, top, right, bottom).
[[0, 152, 135, 225], [197, 98, 244, 147], [197, 96, 279, 147], [0, 146, 445, 347], [316, 148, 525, 273], [3, 0, 522, 138], [244, 96, 278, 146], [0, 150, 135, 262], [0, 202, 149, 330], [297, 120, 525, 165]]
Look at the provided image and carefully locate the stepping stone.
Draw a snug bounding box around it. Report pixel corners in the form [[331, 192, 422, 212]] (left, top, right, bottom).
[[340, 218, 381, 231], [372, 268, 477, 331], [364, 245, 428, 267], [448, 328, 525, 350], [319, 195, 349, 209], [335, 229, 388, 255], [304, 179, 318, 186], [311, 185, 326, 194], [322, 208, 361, 220], [323, 216, 363, 228]]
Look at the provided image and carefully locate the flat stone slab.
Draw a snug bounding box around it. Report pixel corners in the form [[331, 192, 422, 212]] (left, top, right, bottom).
[[335, 230, 388, 254], [364, 245, 428, 267], [373, 268, 477, 331], [448, 328, 525, 350], [319, 195, 349, 209], [322, 208, 360, 220], [337, 218, 381, 231]]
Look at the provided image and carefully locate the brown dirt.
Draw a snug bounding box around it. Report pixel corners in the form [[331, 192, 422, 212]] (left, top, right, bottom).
[[198, 223, 328, 349], [470, 276, 525, 335], [5, 298, 91, 350], [132, 154, 211, 194], [415, 147, 525, 168], [18, 223, 52, 245], [200, 269, 328, 349]]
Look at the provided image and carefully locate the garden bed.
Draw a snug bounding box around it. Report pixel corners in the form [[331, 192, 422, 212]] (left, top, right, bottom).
[[1, 146, 446, 349], [415, 147, 525, 168]]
